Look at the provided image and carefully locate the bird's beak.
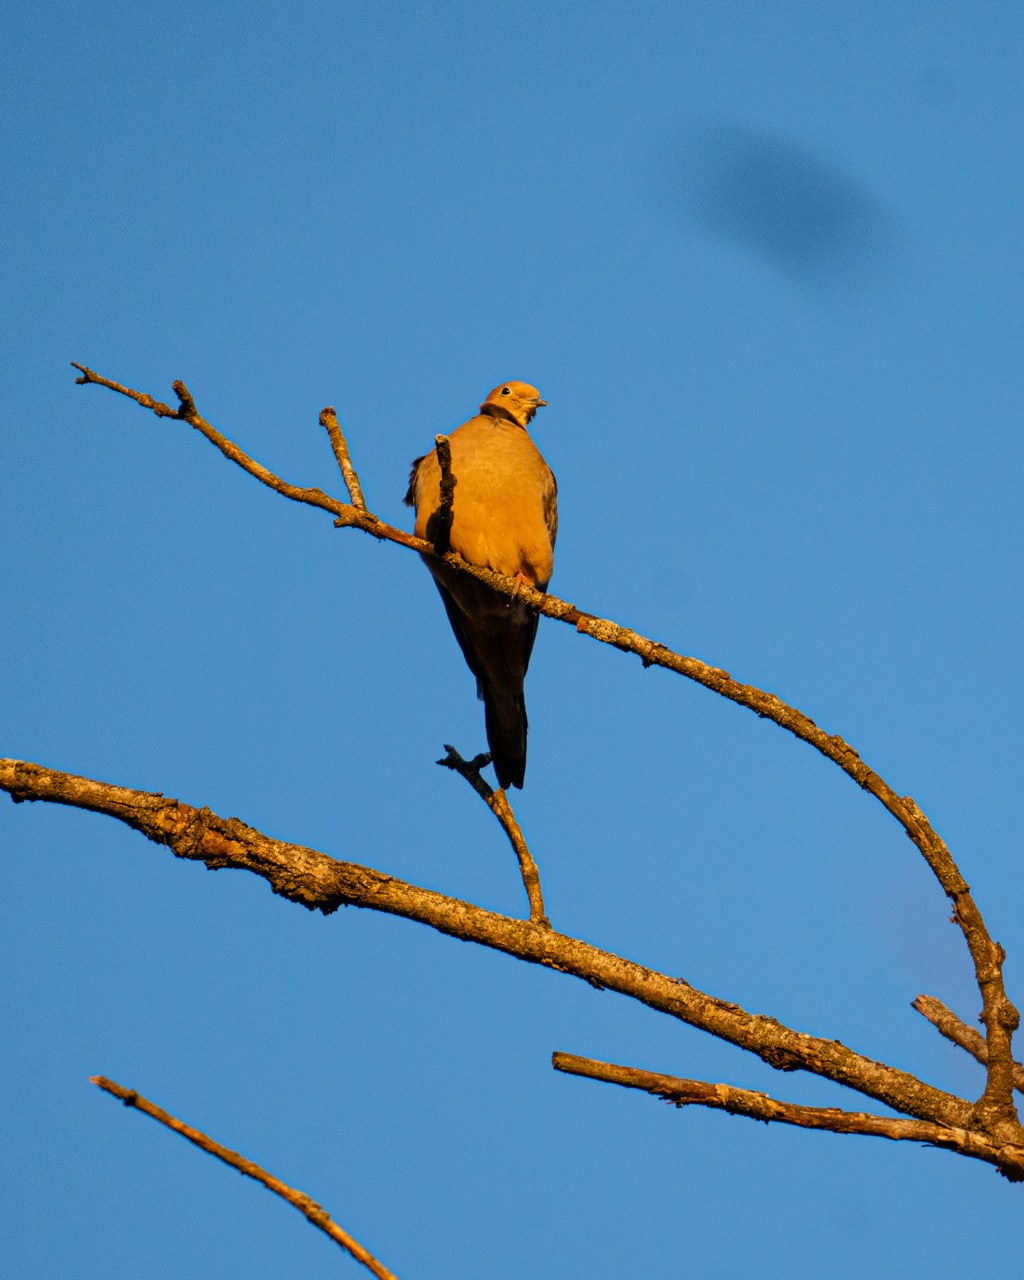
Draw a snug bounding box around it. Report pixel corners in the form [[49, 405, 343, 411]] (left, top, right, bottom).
[[535, 399, 548, 408]]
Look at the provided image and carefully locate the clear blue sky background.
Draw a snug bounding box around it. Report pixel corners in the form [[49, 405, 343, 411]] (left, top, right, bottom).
[[3, 3, 1023, 1276]]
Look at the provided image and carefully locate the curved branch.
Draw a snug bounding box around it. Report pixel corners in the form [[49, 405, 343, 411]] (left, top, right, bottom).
[[91, 1077, 400, 1278], [2, 759, 999, 1153], [71, 364, 1020, 1134]]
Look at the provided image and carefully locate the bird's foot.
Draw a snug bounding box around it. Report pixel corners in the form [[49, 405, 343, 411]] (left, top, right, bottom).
[[510, 572, 532, 601]]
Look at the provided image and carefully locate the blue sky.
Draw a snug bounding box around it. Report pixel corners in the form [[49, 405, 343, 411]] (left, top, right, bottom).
[[3, 2, 1023, 1276]]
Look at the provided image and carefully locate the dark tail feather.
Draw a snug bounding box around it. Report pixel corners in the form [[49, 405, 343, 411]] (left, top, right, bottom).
[[484, 688, 528, 790]]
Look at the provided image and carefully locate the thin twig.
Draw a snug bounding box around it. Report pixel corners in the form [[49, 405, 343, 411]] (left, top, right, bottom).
[[432, 434, 455, 557], [549, 1053, 1024, 1168], [71, 365, 1021, 1131], [320, 406, 368, 511], [437, 744, 549, 926], [914, 995, 1024, 1094], [90, 1076, 400, 1279], [72, 364, 399, 546]]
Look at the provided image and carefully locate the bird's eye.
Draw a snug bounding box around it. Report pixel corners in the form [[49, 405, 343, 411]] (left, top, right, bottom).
[[500, 386, 511, 395]]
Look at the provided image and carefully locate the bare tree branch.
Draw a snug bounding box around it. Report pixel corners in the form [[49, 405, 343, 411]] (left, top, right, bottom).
[[437, 744, 549, 926], [70, 364, 1021, 1134], [432, 433, 455, 557], [550, 1054, 1024, 1174], [914, 995, 1024, 1094], [91, 1076, 401, 1279], [7, 758, 1023, 1177], [319, 406, 368, 512], [72, 364, 351, 524]]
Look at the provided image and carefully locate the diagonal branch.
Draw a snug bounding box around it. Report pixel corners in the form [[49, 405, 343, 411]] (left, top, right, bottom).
[[5, 758, 1009, 1161], [549, 1054, 1024, 1175], [437, 744, 549, 926], [72, 364, 350, 524], [914, 995, 1024, 1094], [71, 364, 1020, 1132], [91, 1076, 400, 1279]]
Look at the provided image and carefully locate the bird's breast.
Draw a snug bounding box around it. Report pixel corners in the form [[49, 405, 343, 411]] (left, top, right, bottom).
[[413, 419, 555, 588]]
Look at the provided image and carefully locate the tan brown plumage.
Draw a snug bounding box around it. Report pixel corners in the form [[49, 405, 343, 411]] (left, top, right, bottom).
[[405, 381, 557, 789]]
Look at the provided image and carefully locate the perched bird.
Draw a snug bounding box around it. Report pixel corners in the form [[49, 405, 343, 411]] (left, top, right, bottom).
[[405, 381, 557, 789]]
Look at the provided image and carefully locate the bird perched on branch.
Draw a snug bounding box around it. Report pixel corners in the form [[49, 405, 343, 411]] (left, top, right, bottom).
[[405, 381, 557, 790]]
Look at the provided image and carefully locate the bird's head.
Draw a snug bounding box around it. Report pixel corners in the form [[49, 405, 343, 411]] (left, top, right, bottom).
[[480, 381, 548, 429]]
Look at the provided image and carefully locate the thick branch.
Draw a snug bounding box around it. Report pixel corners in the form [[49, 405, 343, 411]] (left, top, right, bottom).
[[71, 364, 1020, 1131], [437, 745, 549, 926], [2, 759, 995, 1151], [550, 1054, 1024, 1177], [91, 1076, 399, 1279]]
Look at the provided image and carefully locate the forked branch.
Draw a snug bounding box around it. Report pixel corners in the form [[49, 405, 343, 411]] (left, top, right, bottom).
[[437, 744, 549, 926]]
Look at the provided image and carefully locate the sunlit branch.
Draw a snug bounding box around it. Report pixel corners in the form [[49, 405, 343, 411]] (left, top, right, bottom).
[[550, 1054, 1024, 1177], [91, 1076, 400, 1279], [319, 406, 368, 512], [437, 744, 549, 926], [0, 759, 989, 1146]]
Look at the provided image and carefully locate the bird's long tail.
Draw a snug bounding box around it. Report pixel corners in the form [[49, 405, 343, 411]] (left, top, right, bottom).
[[483, 686, 528, 790]]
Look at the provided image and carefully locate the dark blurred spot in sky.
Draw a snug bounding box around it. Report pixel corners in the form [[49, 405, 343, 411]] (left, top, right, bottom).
[[672, 122, 898, 298]]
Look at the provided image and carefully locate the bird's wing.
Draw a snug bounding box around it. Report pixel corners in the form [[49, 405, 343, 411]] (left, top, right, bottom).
[[403, 454, 426, 509], [542, 469, 558, 551]]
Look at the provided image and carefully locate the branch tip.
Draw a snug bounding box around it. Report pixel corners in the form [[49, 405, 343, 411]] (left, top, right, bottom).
[[431, 434, 455, 557], [172, 380, 197, 417], [90, 1075, 400, 1279], [319, 405, 368, 510]]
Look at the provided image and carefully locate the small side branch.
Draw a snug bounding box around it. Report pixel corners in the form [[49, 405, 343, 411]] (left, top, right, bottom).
[[90, 1076, 400, 1280], [550, 1053, 1024, 1176], [438, 745, 549, 927], [320, 406, 368, 511], [432, 434, 455, 556], [914, 994, 1024, 1094]]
